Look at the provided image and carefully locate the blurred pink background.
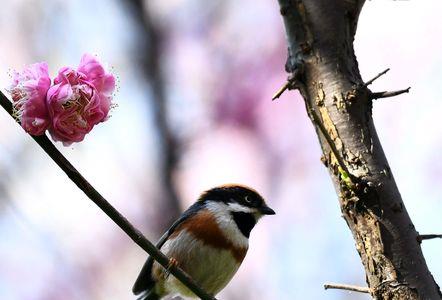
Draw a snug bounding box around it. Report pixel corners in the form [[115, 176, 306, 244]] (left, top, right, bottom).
[[0, 1, 441, 299]]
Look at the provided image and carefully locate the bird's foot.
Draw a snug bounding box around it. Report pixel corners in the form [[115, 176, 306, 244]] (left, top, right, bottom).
[[165, 257, 179, 278]]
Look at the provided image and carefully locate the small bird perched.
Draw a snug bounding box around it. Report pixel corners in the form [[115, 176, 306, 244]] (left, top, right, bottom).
[[132, 184, 275, 300]]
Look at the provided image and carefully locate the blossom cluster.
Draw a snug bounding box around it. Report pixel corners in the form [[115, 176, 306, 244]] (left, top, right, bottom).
[[9, 54, 115, 146]]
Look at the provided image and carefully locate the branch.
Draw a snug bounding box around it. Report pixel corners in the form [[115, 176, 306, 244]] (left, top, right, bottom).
[[324, 283, 370, 293], [371, 87, 410, 100], [0, 91, 216, 300]]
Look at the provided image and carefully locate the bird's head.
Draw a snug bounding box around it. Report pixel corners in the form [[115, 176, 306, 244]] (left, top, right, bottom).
[[198, 184, 275, 238]]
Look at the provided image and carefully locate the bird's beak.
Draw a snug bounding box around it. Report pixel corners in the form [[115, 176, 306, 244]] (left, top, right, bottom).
[[259, 205, 275, 215]]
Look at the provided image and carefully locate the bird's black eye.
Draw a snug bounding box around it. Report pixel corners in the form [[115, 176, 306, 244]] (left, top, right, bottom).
[[245, 195, 252, 204]]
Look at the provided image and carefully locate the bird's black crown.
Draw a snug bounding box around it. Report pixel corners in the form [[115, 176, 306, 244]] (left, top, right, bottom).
[[198, 184, 265, 208]]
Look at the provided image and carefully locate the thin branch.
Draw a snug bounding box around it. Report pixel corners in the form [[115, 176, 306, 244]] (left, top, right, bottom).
[[0, 91, 216, 300], [419, 234, 442, 241], [324, 283, 370, 293], [371, 87, 410, 100], [363, 68, 390, 87]]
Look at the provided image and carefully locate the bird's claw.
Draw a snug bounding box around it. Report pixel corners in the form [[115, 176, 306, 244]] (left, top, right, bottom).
[[165, 257, 179, 278]]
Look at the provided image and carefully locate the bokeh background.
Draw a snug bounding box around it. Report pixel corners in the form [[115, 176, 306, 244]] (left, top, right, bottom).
[[0, 0, 441, 299]]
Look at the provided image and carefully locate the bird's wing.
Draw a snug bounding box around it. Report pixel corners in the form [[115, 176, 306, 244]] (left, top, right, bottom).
[[132, 202, 204, 295]]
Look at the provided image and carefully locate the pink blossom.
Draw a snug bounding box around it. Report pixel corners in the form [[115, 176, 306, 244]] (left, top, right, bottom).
[[9, 62, 51, 135], [46, 54, 115, 145]]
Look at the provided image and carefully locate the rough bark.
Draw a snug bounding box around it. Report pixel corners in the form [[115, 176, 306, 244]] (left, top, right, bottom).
[[275, 0, 441, 299]]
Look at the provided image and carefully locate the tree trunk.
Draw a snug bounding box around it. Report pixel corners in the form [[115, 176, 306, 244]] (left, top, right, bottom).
[[275, 0, 442, 299]]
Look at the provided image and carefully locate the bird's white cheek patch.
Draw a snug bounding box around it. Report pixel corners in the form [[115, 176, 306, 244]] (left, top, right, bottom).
[[227, 202, 255, 213], [205, 202, 250, 248]]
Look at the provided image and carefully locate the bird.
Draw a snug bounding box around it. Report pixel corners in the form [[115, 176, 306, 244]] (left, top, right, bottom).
[[132, 184, 275, 300]]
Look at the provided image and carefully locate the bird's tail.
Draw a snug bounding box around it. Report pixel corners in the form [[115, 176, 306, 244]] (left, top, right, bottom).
[[136, 289, 160, 300]]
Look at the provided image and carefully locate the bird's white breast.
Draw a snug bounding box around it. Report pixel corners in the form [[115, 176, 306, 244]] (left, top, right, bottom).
[[155, 230, 242, 298]]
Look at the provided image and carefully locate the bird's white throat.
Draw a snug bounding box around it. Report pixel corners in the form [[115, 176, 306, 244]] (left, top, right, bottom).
[[205, 201, 250, 248]]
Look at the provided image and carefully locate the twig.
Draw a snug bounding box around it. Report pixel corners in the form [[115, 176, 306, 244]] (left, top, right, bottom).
[[418, 234, 442, 241], [0, 91, 216, 300], [363, 68, 390, 87], [371, 87, 410, 100], [324, 283, 370, 293]]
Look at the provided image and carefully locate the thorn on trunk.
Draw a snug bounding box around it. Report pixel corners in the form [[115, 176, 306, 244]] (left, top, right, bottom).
[[363, 68, 390, 87], [371, 87, 411, 100], [272, 81, 291, 100], [417, 234, 442, 243], [272, 69, 300, 100], [324, 283, 370, 294]]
